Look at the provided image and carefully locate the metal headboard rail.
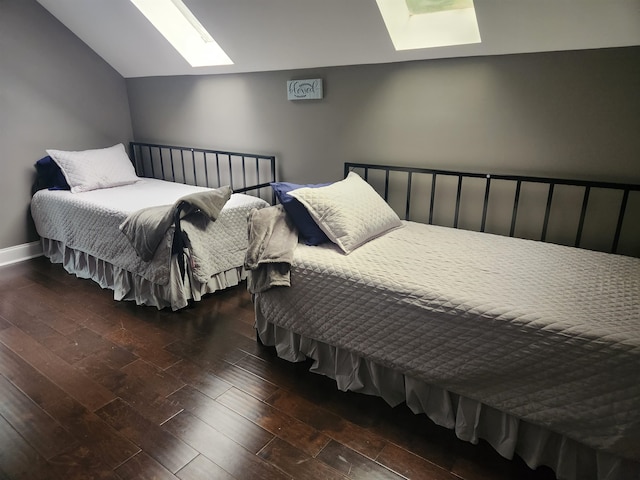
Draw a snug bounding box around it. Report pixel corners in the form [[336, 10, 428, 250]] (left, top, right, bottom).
[[130, 141, 276, 199], [345, 162, 640, 256]]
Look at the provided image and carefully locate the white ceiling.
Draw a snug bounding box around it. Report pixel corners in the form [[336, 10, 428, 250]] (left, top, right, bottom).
[[36, 0, 640, 78]]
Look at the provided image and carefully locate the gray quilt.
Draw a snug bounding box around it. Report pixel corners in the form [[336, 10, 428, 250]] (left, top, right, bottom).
[[245, 204, 299, 293], [119, 186, 232, 261]]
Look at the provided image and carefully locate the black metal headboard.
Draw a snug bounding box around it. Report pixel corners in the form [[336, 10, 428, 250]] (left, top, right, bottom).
[[345, 162, 640, 257], [130, 142, 276, 203]]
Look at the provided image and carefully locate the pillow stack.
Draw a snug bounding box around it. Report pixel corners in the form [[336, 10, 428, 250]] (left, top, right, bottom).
[[45, 143, 139, 193], [272, 172, 402, 254], [271, 182, 331, 246]]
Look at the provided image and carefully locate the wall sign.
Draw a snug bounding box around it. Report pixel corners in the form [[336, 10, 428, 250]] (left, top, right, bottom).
[[287, 79, 323, 100]]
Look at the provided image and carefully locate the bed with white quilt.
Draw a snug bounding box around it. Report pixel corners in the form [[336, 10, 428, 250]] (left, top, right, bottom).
[[31, 142, 274, 310], [247, 165, 640, 480]]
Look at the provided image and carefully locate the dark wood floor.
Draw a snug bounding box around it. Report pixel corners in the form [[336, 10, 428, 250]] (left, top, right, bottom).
[[0, 257, 558, 480]]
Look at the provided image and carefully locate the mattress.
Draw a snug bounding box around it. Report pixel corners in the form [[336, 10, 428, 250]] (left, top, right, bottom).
[[31, 179, 268, 286], [255, 221, 640, 462]]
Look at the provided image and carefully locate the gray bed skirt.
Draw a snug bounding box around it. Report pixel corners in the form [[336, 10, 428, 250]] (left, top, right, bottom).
[[42, 238, 245, 310], [255, 301, 639, 480]]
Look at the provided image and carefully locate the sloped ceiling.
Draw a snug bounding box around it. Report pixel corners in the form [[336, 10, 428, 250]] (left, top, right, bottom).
[[36, 0, 640, 78]]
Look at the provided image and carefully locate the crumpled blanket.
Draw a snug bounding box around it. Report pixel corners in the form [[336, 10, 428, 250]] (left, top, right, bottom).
[[119, 185, 232, 261], [245, 204, 298, 293]]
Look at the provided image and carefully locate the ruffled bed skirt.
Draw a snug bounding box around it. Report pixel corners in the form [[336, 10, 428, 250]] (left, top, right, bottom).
[[42, 238, 245, 310], [255, 305, 639, 480]]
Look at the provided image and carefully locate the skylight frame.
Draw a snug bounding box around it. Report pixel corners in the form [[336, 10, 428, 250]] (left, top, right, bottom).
[[376, 0, 481, 51], [130, 0, 233, 67]]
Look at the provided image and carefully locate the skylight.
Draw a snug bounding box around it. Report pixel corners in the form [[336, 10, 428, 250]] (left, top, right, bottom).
[[130, 0, 233, 67], [376, 0, 481, 51]]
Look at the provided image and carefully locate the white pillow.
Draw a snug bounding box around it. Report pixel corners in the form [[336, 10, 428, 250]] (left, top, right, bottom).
[[46, 143, 139, 193], [288, 172, 402, 254]]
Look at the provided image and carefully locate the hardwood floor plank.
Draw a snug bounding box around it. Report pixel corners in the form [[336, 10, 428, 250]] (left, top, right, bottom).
[[74, 350, 129, 387], [164, 411, 291, 480], [296, 375, 399, 428], [0, 411, 62, 480], [0, 262, 38, 292], [376, 443, 461, 480], [208, 363, 279, 401], [47, 443, 124, 480], [115, 451, 178, 480], [449, 440, 557, 480], [0, 374, 76, 459], [175, 292, 258, 341], [25, 269, 81, 298], [228, 312, 260, 339], [213, 287, 255, 322], [240, 350, 394, 432], [4, 284, 80, 335], [52, 327, 126, 365], [217, 387, 331, 457], [266, 389, 387, 459], [370, 403, 457, 471], [0, 342, 69, 412], [75, 354, 183, 425], [0, 326, 115, 411], [54, 277, 123, 317], [26, 257, 77, 287], [258, 437, 348, 480], [81, 340, 139, 371], [139, 306, 215, 344], [0, 300, 77, 352], [165, 338, 247, 371], [97, 398, 198, 474], [164, 359, 232, 400], [223, 329, 275, 359], [121, 359, 185, 398], [105, 308, 178, 346], [168, 384, 274, 454], [73, 309, 124, 337], [176, 454, 237, 480], [105, 327, 180, 370], [54, 301, 124, 339], [46, 395, 141, 470], [316, 440, 406, 480], [234, 351, 318, 394]]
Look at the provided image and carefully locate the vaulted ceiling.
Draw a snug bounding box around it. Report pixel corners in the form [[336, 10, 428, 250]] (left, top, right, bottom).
[[36, 0, 640, 78]]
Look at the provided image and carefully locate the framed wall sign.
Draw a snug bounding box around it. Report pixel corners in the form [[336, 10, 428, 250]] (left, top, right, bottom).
[[287, 79, 323, 100]]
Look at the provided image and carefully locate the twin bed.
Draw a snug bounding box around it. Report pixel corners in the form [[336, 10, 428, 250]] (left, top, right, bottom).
[[31, 141, 275, 310], [249, 164, 640, 480]]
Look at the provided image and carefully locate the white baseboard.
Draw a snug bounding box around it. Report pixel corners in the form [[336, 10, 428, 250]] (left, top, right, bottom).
[[0, 241, 43, 267]]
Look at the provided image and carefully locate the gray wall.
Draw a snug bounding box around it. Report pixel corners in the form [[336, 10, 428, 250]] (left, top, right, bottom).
[[0, 0, 133, 249], [127, 47, 640, 187]]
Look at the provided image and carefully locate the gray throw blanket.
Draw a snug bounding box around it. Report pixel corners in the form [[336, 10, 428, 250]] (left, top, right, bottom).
[[120, 185, 232, 262], [245, 204, 298, 293]]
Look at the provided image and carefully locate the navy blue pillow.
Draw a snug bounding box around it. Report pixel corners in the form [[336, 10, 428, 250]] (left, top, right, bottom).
[[271, 181, 331, 245], [34, 155, 70, 191]]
